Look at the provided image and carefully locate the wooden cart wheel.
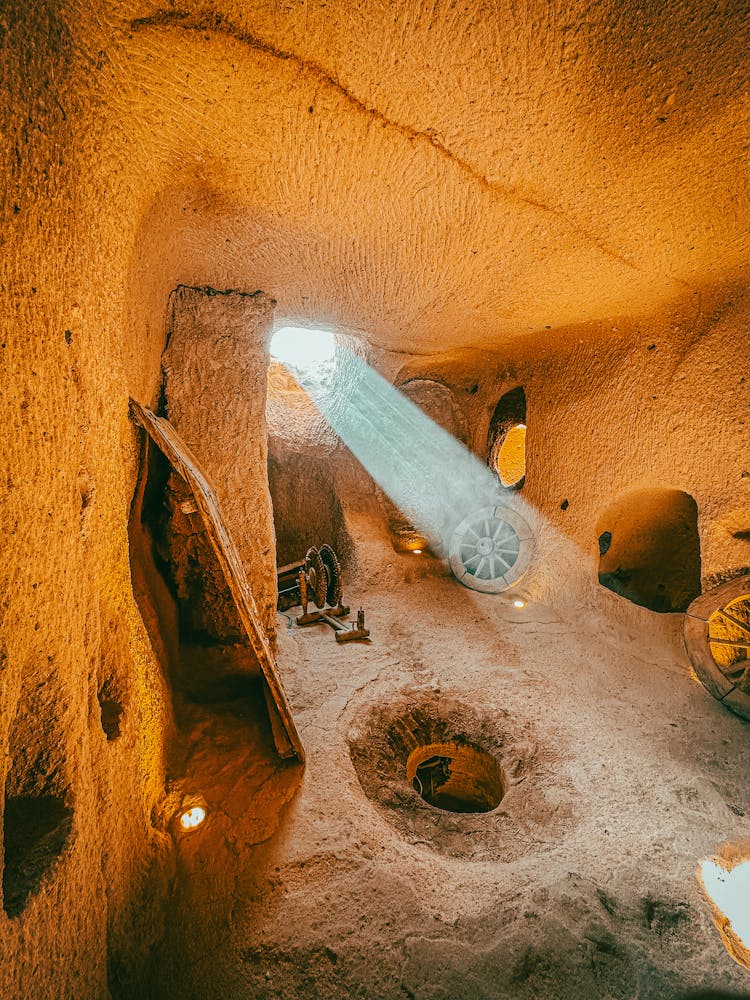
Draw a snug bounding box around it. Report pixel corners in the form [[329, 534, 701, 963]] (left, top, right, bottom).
[[319, 543, 343, 607], [305, 546, 328, 609], [684, 575, 750, 721]]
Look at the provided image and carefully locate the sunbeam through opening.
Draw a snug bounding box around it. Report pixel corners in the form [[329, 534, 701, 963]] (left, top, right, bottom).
[[277, 341, 540, 594]]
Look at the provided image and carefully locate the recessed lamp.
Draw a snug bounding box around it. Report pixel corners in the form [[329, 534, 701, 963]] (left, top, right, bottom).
[[413, 548, 423, 555], [178, 806, 206, 832], [513, 599, 526, 609]]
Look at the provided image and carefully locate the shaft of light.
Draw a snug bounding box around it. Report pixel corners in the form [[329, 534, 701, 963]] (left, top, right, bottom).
[[289, 346, 531, 552]]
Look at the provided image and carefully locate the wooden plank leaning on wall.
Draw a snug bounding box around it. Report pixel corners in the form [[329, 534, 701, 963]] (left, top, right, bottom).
[[129, 398, 305, 763]]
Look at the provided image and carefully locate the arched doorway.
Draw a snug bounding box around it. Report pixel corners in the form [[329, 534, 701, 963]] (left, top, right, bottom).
[[596, 488, 701, 612]]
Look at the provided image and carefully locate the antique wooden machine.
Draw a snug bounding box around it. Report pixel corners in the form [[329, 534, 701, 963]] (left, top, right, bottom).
[[277, 544, 370, 643]]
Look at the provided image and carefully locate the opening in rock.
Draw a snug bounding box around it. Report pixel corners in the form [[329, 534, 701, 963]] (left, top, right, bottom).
[[127, 438, 181, 696], [269, 326, 335, 379], [98, 685, 124, 741], [700, 846, 750, 972], [3, 679, 74, 918], [96, 643, 127, 742], [495, 424, 526, 487], [406, 741, 505, 814], [348, 693, 554, 860], [487, 387, 526, 489], [3, 796, 73, 918], [597, 488, 701, 612]]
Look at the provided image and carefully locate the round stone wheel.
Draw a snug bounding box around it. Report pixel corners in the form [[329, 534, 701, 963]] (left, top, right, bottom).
[[448, 506, 534, 594]]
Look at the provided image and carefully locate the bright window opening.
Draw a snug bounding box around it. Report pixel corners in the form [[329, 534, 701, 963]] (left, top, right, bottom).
[[495, 423, 526, 487], [270, 326, 335, 372], [701, 858, 750, 968], [487, 386, 527, 489], [179, 806, 207, 832]]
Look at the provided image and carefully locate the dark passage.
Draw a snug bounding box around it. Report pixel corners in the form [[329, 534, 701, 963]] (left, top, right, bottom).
[[597, 488, 701, 612], [3, 795, 73, 918]]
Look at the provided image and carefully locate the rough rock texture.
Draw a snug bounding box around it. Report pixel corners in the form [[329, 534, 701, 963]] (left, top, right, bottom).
[[390, 287, 750, 604], [1, 0, 750, 997], [162, 286, 278, 639], [267, 361, 355, 568], [348, 689, 574, 862], [487, 386, 527, 487], [152, 566, 750, 999], [597, 488, 702, 613], [158, 471, 247, 646]]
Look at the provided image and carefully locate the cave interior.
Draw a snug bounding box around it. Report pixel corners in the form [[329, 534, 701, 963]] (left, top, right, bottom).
[[2, 1, 750, 998]]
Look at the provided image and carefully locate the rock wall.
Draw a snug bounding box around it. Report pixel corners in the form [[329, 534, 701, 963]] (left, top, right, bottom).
[[266, 361, 355, 568], [387, 286, 750, 609], [1, 0, 748, 997], [161, 285, 278, 640]]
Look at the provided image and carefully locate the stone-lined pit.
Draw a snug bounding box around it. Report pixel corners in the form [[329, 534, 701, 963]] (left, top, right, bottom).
[[407, 742, 505, 813], [348, 689, 573, 860]]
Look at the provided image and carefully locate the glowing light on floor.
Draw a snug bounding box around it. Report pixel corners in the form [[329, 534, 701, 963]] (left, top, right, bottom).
[[270, 326, 336, 371], [513, 599, 526, 609], [413, 549, 423, 555], [179, 806, 207, 832], [701, 858, 750, 954]]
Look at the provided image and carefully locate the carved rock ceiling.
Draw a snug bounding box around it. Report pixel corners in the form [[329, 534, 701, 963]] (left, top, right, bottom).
[[66, 0, 750, 352]]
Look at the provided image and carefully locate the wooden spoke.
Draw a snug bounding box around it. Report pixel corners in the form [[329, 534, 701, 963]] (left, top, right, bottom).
[[715, 609, 750, 636], [709, 636, 750, 650]]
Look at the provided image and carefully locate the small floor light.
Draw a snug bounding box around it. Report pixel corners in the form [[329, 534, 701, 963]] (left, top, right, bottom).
[[513, 599, 526, 609], [413, 548, 423, 555]]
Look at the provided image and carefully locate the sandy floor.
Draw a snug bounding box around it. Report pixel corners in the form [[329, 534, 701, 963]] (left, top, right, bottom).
[[153, 553, 750, 999]]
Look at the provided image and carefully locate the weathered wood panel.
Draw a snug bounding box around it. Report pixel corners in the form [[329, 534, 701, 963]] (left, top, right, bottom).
[[129, 399, 304, 762]]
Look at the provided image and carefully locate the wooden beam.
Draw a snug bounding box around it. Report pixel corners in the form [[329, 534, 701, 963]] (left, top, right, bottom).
[[129, 398, 304, 762]]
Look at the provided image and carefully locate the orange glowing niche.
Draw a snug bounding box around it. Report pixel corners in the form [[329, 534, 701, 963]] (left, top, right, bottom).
[[494, 423, 526, 488]]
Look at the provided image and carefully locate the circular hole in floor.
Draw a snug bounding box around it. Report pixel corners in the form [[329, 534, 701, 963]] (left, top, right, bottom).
[[348, 691, 573, 859], [406, 741, 505, 814]]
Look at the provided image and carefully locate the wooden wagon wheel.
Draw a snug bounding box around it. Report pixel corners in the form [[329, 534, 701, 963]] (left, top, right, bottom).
[[305, 546, 328, 609], [319, 543, 343, 607], [684, 574, 750, 721]]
